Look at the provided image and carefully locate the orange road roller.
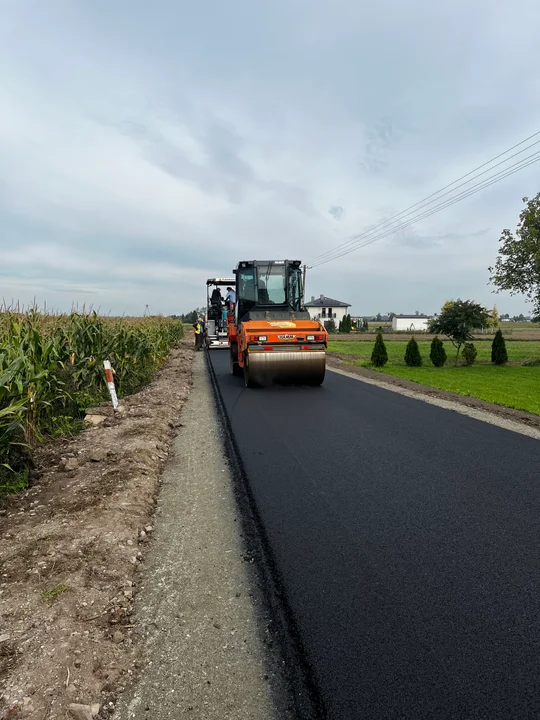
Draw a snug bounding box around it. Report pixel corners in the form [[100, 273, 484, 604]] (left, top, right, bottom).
[[227, 260, 328, 387]]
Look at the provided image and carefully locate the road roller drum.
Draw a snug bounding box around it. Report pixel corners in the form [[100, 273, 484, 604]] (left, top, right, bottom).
[[244, 348, 326, 387]]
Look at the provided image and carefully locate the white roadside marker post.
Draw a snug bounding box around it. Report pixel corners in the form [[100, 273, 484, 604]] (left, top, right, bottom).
[[103, 360, 119, 410]]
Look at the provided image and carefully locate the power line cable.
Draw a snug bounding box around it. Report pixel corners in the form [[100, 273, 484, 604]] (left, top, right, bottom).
[[312, 152, 540, 267], [311, 151, 540, 268], [309, 130, 540, 264], [310, 137, 540, 265], [308, 130, 540, 267]]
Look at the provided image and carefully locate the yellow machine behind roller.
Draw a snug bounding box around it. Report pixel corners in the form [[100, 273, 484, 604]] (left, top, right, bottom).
[[227, 260, 328, 387]]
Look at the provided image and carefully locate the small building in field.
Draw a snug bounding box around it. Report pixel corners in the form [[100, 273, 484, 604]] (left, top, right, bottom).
[[392, 314, 430, 332], [305, 294, 351, 326]]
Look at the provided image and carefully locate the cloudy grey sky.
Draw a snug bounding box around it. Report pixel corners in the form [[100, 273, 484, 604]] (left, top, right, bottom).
[[1, 0, 539, 316]]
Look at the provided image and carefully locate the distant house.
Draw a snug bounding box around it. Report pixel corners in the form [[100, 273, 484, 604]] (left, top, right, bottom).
[[305, 294, 351, 326], [392, 314, 431, 332]]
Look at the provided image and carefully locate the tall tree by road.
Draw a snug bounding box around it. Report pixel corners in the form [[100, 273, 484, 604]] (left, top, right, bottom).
[[428, 300, 489, 364], [489, 192, 540, 321]]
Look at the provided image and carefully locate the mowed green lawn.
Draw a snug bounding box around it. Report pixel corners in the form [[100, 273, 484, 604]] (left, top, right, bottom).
[[328, 340, 540, 415], [376, 365, 540, 415], [328, 340, 540, 364]]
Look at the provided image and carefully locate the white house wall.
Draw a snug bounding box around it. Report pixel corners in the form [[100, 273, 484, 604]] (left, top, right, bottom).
[[307, 307, 348, 325], [392, 318, 429, 332]]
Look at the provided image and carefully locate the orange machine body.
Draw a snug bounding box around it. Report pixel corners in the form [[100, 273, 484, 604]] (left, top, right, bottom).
[[226, 259, 328, 387]]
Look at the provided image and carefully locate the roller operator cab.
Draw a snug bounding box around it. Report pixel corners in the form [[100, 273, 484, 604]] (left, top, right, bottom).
[[227, 260, 328, 387]]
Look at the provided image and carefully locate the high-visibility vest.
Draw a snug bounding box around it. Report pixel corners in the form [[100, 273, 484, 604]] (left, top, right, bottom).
[[194, 323, 201, 334]]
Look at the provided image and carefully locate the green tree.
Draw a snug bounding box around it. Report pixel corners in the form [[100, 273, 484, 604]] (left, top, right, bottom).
[[491, 329, 508, 365], [489, 192, 540, 321], [429, 336, 447, 367], [404, 337, 422, 367], [180, 307, 206, 324], [341, 314, 352, 333], [371, 332, 388, 367], [462, 343, 477, 366], [338, 319, 343, 332], [441, 299, 454, 314], [324, 319, 336, 333], [428, 300, 489, 365], [487, 305, 500, 328]]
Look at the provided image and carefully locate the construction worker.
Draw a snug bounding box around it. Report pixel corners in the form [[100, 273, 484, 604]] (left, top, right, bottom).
[[193, 318, 203, 351], [199, 317, 206, 346], [225, 286, 236, 308]]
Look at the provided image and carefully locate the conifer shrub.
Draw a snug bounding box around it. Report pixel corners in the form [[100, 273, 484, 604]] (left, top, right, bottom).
[[404, 336, 422, 367], [491, 329, 508, 365], [462, 343, 477, 366], [429, 336, 447, 367], [371, 332, 388, 367]]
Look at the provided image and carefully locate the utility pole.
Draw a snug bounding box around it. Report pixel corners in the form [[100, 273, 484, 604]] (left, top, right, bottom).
[[302, 264, 307, 303]]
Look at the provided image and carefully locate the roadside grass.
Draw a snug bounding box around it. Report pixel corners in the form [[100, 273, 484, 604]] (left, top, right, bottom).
[[331, 322, 540, 342], [41, 584, 70, 602], [328, 339, 540, 415], [0, 470, 29, 496], [328, 340, 540, 364], [372, 365, 540, 415]]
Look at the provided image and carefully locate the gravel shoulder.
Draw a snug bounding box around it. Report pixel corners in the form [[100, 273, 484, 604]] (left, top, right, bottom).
[[327, 356, 540, 440], [114, 351, 293, 720]]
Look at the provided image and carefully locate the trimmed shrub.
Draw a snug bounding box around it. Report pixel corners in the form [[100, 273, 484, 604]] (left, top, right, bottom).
[[404, 337, 422, 367], [462, 343, 477, 366], [429, 336, 447, 367], [491, 329, 508, 365], [371, 332, 388, 367], [324, 319, 336, 333]]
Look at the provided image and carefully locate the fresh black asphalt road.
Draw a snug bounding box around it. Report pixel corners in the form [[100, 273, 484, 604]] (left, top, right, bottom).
[[208, 350, 540, 720]]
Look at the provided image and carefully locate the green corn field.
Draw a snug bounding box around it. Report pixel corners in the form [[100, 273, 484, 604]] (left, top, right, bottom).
[[0, 310, 184, 495]]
